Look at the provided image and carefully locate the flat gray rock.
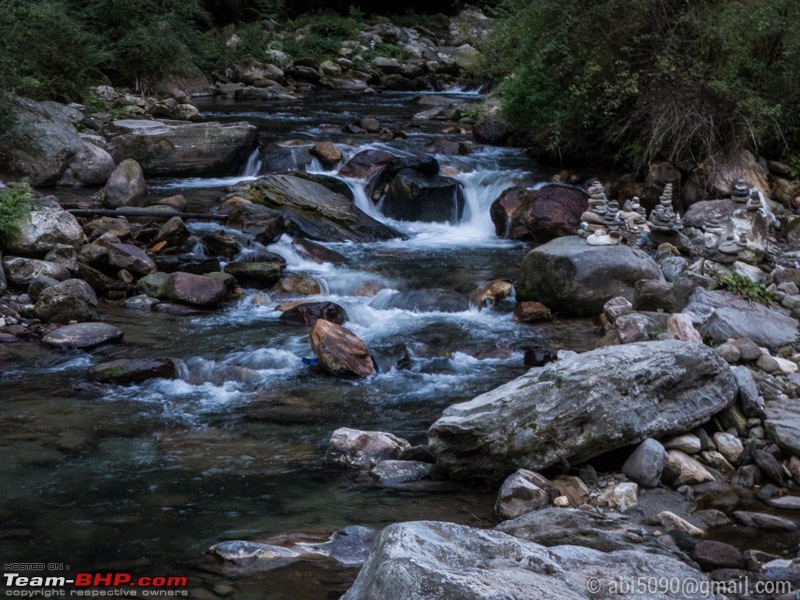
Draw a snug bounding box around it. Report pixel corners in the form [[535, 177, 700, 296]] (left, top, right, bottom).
[[43, 322, 123, 350]]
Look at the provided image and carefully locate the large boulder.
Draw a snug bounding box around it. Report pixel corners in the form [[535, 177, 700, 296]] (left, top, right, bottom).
[[764, 397, 800, 457], [279, 301, 348, 326], [224, 258, 286, 288], [683, 200, 768, 265], [428, 340, 737, 482], [33, 279, 98, 323], [683, 149, 769, 205], [684, 288, 799, 349], [226, 204, 289, 245], [382, 169, 465, 223], [490, 184, 588, 242], [310, 319, 375, 378], [107, 119, 258, 176], [472, 116, 511, 145], [102, 159, 147, 209], [1, 98, 112, 186], [516, 236, 663, 317], [58, 141, 116, 187], [342, 521, 722, 600], [107, 243, 156, 276], [232, 174, 400, 242], [3, 206, 83, 254]]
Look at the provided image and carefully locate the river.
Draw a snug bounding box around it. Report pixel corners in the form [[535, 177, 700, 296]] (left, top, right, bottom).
[[1, 90, 605, 597]]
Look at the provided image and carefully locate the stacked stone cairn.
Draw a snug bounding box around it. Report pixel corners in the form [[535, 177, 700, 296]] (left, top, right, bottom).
[[577, 179, 609, 239], [648, 183, 683, 233]]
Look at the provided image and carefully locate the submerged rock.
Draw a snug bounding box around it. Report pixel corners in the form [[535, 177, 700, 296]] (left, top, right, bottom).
[[382, 169, 465, 223], [325, 427, 410, 469], [208, 540, 299, 567], [88, 358, 177, 384], [428, 340, 736, 481], [310, 319, 375, 378], [516, 236, 663, 317]]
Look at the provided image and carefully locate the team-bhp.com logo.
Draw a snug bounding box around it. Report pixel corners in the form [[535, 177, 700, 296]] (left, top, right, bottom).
[[4, 571, 188, 597]]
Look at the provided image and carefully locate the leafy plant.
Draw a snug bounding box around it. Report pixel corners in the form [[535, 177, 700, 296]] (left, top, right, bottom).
[[0, 182, 37, 245], [715, 272, 774, 305]]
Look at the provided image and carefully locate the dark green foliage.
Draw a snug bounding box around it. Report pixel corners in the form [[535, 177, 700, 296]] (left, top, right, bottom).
[[715, 272, 774, 305], [482, 0, 800, 168], [0, 182, 37, 244]]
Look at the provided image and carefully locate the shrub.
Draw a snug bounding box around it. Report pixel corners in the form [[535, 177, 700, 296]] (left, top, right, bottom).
[[481, 0, 800, 168], [0, 182, 37, 244], [715, 272, 774, 305]]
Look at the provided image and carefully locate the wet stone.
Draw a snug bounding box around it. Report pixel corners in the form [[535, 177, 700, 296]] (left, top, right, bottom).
[[42, 322, 123, 350]]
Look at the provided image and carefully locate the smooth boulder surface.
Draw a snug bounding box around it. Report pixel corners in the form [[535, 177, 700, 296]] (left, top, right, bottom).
[[342, 521, 722, 600], [42, 322, 123, 350], [107, 243, 156, 276], [325, 427, 410, 469], [279, 301, 348, 326], [685, 288, 799, 349], [233, 174, 400, 242], [491, 184, 589, 242], [622, 439, 667, 488], [764, 397, 800, 456], [102, 159, 147, 209], [108, 119, 258, 176], [310, 319, 375, 378], [382, 169, 465, 223], [338, 149, 396, 179], [4, 206, 83, 254], [428, 340, 737, 481], [164, 272, 226, 307], [516, 236, 663, 317]]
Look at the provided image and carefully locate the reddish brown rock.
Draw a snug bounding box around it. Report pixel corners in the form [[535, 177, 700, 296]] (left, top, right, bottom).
[[310, 319, 375, 378], [514, 301, 552, 323], [165, 272, 226, 307], [338, 149, 396, 179], [310, 142, 343, 169], [490, 184, 589, 242]]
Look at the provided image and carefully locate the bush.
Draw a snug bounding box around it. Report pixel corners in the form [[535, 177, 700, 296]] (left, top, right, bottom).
[[481, 0, 800, 168], [715, 272, 774, 305], [0, 182, 37, 244]]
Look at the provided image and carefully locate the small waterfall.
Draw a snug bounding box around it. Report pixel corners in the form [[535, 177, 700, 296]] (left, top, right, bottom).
[[454, 169, 530, 238], [242, 147, 263, 176]]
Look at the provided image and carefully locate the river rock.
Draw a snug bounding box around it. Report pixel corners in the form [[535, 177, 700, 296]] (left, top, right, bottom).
[[310, 319, 375, 378], [309, 142, 342, 169], [225, 203, 289, 245], [342, 521, 720, 600], [279, 302, 348, 326], [514, 301, 552, 323], [497, 508, 672, 556], [685, 288, 799, 349], [324, 427, 410, 469], [2, 257, 70, 286], [428, 340, 735, 482], [664, 434, 702, 454], [88, 358, 177, 384], [764, 396, 800, 456], [3, 98, 108, 186], [693, 541, 742, 569], [201, 231, 242, 258], [662, 450, 715, 486], [273, 275, 321, 296], [107, 243, 156, 276], [33, 279, 98, 323], [516, 236, 663, 317], [136, 272, 170, 298], [42, 322, 123, 349], [382, 169, 465, 223], [472, 115, 511, 145], [291, 238, 348, 265], [4, 206, 83, 254], [339, 150, 396, 179], [731, 365, 765, 418], [732, 511, 798, 531], [713, 432, 743, 464], [164, 272, 226, 307], [622, 438, 667, 488], [666, 313, 703, 343], [490, 185, 589, 242], [495, 469, 551, 520], [86, 217, 131, 241], [208, 540, 299, 566], [102, 159, 146, 208], [233, 174, 400, 242], [469, 280, 513, 308], [224, 259, 286, 288], [153, 217, 190, 248], [371, 460, 433, 485], [108, 120, 258, 176]]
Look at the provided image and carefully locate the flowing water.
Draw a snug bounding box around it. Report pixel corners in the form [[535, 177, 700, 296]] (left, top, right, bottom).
[[0, 91, 606, 597]]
